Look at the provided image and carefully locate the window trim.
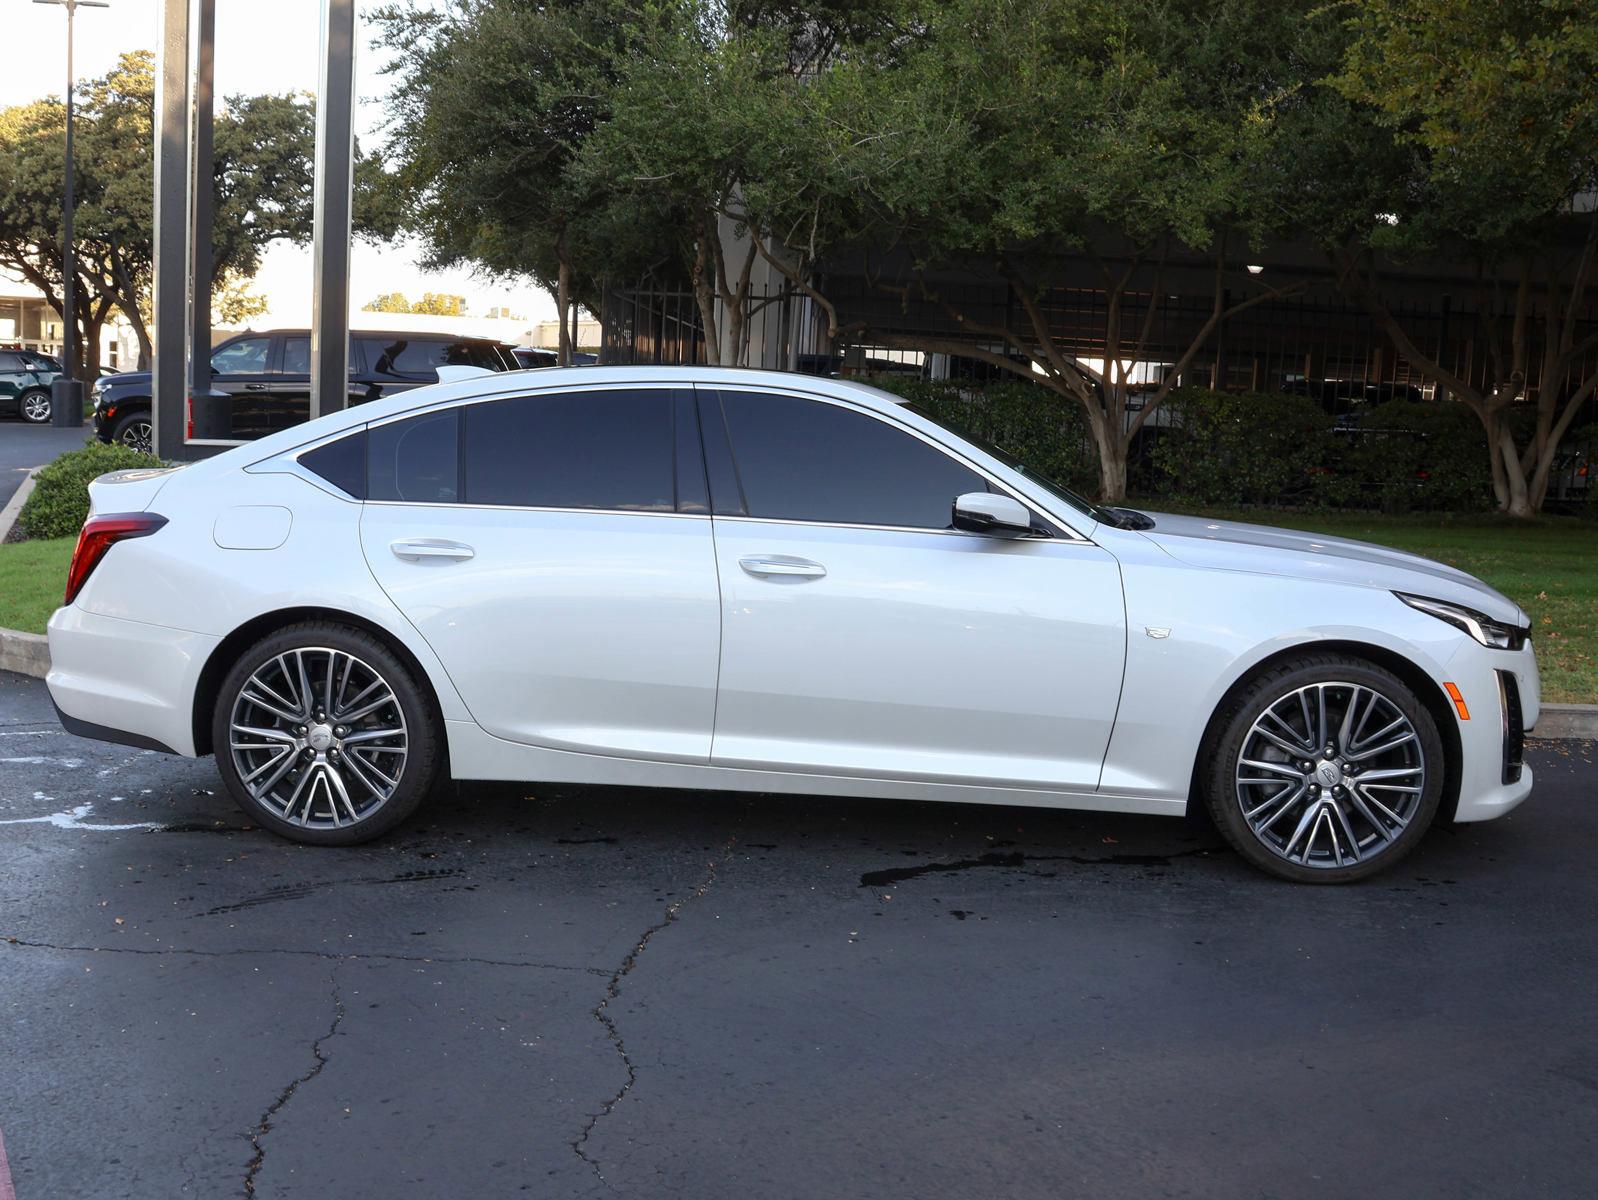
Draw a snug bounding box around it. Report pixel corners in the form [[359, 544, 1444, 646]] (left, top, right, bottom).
[[696, 384, 1078, 542]]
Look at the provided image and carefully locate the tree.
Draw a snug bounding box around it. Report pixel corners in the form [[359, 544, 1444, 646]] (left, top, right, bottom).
[[1314, 0, 1598, 515], [0, 52, 316, 372], [412, 292, 467, 316], [363, 292, 413, 314], [741, 0, 1316, 501]]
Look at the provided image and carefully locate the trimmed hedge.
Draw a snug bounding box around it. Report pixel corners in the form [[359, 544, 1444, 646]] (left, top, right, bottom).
[[864, 375, 1099, 494], [1150, 389, 1330, 507], [17, 442, 167, 541]]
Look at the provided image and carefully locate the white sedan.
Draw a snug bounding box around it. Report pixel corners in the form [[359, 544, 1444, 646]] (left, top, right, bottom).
[[46, 367, 1538, 882]]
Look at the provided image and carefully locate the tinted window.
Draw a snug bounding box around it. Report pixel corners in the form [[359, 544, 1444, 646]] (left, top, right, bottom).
[[369, 410, 459, 503], [715, 391, 987, 529], [0, 352, 22, 372], [300, 431, 366, 498], [279, 336, 310, 376], [362, 337, 502, 380], [463, 390, 674, 511], [210, 336, 271, 375]]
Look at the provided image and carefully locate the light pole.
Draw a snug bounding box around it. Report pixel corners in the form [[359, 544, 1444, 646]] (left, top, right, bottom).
[[35, 0, 110, 428]]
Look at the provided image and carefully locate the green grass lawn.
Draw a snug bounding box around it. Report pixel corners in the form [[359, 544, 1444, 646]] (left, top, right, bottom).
[[1, 511, 1594, 701], [0, 536, 72, 636]]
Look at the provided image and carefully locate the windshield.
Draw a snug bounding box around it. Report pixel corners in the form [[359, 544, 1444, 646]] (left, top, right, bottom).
[[903, 401, 1106, 524]]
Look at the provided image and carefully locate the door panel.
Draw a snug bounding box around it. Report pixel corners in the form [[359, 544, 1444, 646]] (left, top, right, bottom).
[[707, 518, 1126, 787], [362, 505, 722, 761], [358, 386, 721, 762]]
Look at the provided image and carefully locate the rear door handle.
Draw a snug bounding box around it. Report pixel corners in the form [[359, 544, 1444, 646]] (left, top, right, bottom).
[[243, 383, 269, 392], [739, 555, 826, 579], [391, 538, 475, 562]]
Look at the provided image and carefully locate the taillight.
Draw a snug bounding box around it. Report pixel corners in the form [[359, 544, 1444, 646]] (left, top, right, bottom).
[[65, 512, 168, 604], [186, 395, 195, 440]]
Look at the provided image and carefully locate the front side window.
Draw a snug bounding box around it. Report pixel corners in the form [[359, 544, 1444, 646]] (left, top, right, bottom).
[[210, 336, 271, 376], [462, 389, 675, 511], [711, 390, 988, 529], [369, 409, 458, 503]]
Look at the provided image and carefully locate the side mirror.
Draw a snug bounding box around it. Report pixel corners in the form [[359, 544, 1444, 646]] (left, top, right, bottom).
[[952, 492, 1035, 537]]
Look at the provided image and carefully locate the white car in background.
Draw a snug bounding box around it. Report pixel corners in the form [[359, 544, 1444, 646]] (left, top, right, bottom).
[[46, 367, 1538, 882]]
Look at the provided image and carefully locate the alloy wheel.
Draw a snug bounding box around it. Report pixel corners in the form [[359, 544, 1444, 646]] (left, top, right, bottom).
[[228, 647, 409, 829], [21, 392, 51, 422], [119, 419, 154, 453], [1235, 681, 1426, 870]]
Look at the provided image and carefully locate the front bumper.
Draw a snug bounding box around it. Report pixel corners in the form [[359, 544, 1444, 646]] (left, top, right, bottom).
[[46, 605, 218, 757], [1446, 637, 1540, 823]]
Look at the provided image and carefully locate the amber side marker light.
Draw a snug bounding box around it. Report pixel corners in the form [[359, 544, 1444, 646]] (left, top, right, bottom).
[[1443, 682, 1471, 721]]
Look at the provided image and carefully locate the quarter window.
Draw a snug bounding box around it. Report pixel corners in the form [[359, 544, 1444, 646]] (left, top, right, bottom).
[[462, 390, 675, 511], [712, 390, 988, 529]]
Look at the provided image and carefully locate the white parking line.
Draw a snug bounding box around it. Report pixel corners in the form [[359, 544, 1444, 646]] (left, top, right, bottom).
[[0, 803, 162, 832]]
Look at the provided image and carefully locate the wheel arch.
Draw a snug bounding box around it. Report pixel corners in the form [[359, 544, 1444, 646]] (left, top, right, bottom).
[[191, 606, 450, 757], [1188, 638, 1463, 823]]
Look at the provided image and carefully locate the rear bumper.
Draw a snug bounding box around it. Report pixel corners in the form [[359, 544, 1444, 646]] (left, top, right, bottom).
[[46, 605, 217, 757]]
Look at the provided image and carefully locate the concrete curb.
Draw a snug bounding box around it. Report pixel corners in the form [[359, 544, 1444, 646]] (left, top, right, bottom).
[[0, 627, 50, 679], [2, 620, 1593, 739], [1532, 704, 1598, 742], [0, 466, 42, 543]]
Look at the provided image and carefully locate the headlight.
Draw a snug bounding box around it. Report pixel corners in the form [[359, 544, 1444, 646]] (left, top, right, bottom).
[[1396, 592, 1527, 650], [90, 378, 102, 400]]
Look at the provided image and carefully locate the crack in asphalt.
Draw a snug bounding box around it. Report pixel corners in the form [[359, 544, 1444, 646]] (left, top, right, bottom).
[[572, 836, 738, 1188], [2, 937, 607, 975], [195, 869, 469, 917], [242, 961, 345, 1197], [858, 846, 1216, 888]]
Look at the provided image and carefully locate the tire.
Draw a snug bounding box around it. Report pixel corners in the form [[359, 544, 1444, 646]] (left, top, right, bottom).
[[212, 622, 442, 845], [19, 388, 51, 424], [1202, 654, 1445, 884], [110, 410, 154, 454]]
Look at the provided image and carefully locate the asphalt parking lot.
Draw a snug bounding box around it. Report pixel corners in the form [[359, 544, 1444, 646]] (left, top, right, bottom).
[[0, 425, 92, 510], [2, 667, 1594, 1199]]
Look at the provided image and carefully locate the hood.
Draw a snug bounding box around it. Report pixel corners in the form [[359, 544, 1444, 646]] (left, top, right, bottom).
[[1137, 511, 1527, 626], [96, 370, 151, 391]]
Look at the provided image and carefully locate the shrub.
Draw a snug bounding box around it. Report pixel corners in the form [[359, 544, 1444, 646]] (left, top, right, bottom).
[[1151, 389, 1331, 506], [1313, 401, 1495, 514], [17, 442, 166, 541], [862, 375, 1099, 495]]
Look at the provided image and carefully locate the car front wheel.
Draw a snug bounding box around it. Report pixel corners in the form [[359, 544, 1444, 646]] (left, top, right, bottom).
[[111, 411, 154, 453], [1204, 655, 1445, 883], [19, 388, 51, 423], [212, 623, 441, 845]]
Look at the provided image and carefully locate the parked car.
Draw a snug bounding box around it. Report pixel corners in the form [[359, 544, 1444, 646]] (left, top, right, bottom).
[[91, 329, 519, 452], [48, 367, 1538, 883], [0, 348, 64, 423]]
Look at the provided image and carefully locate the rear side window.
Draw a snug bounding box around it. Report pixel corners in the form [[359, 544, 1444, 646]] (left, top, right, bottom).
[[711, 391, 987, 529], [0, 352, 22, 372], [299, 431, 366, 498], [362, 337, 503, 380], [462, 390, 675, 511], [369, 410, 459, 503]]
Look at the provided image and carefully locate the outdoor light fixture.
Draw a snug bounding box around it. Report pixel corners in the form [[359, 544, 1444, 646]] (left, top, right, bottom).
[[34, 0, 112, 428], [1246, 264, 1264, 275]]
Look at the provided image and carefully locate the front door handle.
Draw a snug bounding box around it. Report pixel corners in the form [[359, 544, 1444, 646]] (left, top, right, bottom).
[[739, 555, 826, 579], [243, 383, 269, 392], [391, 538, 475, 562]]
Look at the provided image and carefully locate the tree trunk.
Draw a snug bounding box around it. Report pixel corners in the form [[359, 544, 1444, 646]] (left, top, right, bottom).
[[556, 260, 572, 367], [1495, 421, 1533, 517]]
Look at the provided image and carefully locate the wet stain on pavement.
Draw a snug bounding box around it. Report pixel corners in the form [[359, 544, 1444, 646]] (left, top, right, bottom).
[[197, 868, 467, 916], [859, 846, 1215, 888]]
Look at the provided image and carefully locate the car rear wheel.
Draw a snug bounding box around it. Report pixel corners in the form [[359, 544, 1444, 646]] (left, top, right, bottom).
[[19, 388, 51, 423], [1203, 655, 1445, 883], [212, 623, 442, 845], [111, 411, 154, 453]]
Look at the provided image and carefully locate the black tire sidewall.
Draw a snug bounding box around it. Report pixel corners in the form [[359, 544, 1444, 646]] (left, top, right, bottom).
[[211, 623, 440, 845], [1205, 657, 1445, 884]]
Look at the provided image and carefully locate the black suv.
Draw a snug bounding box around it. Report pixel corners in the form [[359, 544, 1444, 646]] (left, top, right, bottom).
[[93, 329, 519, 452]]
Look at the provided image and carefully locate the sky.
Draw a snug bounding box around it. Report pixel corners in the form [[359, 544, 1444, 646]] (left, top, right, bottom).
[[3, 0, 561, 328]]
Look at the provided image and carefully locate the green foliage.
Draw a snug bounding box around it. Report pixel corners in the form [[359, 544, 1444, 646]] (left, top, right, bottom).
[[17, 443, 166, 541], [863, 375, 1099, 494], [1150, 390, 1330, 507], [1313, 402, 1495, 515], [363, 292, 412, 314]]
